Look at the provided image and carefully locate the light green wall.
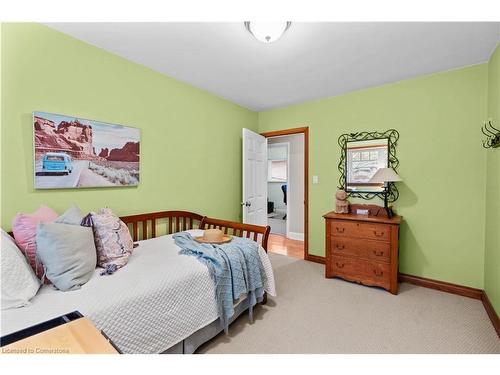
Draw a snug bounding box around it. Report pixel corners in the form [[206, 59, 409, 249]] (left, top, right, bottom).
[[0, 23, 258, 230], [259, 65, 488, 288], [484, 42, 500, 314], [1, 23, 497, 294]]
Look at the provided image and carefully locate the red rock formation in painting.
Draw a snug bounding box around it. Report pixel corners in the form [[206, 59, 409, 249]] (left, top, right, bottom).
[[34, 116, 56, 133], [107, 142, 140, 162], [56, 120, 94, 155], [34, 116, 140, 165], [34, 116, 96, 159], [98, 148, 109, 158]]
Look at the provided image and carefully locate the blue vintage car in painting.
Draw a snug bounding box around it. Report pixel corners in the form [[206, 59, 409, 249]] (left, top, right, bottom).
[[41, 152, 73, 175]]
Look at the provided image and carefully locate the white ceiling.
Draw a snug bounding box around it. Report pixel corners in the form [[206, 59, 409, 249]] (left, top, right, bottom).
[[46, 22, 500, 111]]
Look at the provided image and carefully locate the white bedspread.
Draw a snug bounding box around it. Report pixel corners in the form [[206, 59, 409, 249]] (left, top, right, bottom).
[[0, 229, 276, 354]]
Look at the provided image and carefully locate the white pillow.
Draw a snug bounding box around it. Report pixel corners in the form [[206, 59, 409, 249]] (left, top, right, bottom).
[[1, 229, 40, 310]]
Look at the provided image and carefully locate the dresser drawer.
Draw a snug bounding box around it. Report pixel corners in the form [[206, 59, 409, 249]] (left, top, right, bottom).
[[330, 220, 391, 242], [331, 256, 390, 289], [331, 237, 390, 262]]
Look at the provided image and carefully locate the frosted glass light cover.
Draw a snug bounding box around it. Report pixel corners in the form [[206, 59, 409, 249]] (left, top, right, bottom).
[[245, 22, 291, 43]]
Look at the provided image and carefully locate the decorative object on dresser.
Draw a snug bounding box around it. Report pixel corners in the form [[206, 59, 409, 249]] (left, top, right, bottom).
[[368, 167, 402, 218], [324, 204, 401, 294], [335, 190, 349, 214]]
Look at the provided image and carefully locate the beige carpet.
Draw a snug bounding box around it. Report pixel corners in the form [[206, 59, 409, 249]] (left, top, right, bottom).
[[197, 253, 500, 354]]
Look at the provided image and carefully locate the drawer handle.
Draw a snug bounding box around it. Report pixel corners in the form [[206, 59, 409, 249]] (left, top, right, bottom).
[[372, 250, 384, 256], [335, 262, 345, 269], [373, 269, 384, 277], [336, 227, 345, 233], [336, 244, 345, 250], [374, 231, 385, 237]]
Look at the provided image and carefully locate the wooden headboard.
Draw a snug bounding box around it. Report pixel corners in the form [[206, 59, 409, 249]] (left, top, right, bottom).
[[119, 211, 270, 250], [7, 210, 271, 251], [200, 217, 270, 251], [120, 210, 204, 241]]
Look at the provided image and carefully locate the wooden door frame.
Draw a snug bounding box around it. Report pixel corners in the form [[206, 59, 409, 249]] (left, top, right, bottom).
[[260, 126, 311, 261]]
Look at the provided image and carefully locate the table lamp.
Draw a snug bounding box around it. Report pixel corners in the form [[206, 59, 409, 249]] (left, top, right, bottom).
[[369, 167, 402, 219]]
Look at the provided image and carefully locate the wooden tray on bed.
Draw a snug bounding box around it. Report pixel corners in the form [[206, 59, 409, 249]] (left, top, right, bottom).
[[0, 311, 120, 354]]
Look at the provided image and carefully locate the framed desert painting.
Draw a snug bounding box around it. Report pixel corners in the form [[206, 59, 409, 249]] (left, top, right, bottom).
[[33, 111, 140, 189]]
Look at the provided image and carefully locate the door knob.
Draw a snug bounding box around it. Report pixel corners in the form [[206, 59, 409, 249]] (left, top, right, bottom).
[[240, 201, 251, 207]]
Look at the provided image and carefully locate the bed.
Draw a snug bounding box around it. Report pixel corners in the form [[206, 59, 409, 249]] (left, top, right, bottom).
[[1, 211, 275, 354]]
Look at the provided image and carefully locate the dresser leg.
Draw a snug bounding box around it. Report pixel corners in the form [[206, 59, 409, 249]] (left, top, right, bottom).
[[325, 265, 333, 278]]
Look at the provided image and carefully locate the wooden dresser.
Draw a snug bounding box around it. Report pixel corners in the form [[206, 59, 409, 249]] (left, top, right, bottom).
[[324, 206, 401, 294]]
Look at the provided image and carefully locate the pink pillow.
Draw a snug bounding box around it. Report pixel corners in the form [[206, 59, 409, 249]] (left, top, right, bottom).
[[12, 205, 59, 280]]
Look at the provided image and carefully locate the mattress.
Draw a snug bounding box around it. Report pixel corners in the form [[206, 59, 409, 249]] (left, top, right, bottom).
[[1, 229, 276, 354]]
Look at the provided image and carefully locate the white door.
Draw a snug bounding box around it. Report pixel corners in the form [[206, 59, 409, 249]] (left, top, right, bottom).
[[242, 128, 268, 226]]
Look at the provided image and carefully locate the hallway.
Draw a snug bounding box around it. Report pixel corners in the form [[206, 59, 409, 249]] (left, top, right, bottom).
[[267, 234, 304, 259]]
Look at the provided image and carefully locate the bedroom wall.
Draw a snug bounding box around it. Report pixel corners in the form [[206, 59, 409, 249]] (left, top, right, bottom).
[[259, 64, 488, 288], [484, 42, 500, 314], [0, 23, 258, 230]]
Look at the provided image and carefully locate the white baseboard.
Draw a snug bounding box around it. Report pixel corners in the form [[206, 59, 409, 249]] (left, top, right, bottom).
[[287, 232, 304, 241]]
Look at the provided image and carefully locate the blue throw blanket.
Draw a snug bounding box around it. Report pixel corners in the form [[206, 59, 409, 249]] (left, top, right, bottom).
[[173, 232, 267, 333]]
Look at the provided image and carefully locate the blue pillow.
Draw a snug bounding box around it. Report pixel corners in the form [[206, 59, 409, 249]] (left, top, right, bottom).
[[36, 222, 97, 291], [55, 204, 85, 225]]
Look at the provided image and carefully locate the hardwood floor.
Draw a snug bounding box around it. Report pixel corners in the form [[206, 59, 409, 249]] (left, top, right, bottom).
[[267, 234, 304, 259]]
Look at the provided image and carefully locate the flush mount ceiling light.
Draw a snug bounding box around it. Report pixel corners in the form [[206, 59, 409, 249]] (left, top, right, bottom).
[[244, 22, 291, 43]]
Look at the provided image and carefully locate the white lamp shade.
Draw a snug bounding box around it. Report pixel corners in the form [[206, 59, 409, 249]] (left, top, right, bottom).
[[369, 168, 402, 183], [245, 22, 291, 43]]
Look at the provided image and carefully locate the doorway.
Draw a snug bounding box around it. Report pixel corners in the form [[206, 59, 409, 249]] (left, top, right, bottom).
[[241, 126, 309, 260], [267, 142, 288, 236], [261, 127, 309, 260]]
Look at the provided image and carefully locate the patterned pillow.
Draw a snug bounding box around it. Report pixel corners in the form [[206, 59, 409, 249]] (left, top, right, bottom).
[[12, 205, 59, 280], [91, 208, 134, 273]]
